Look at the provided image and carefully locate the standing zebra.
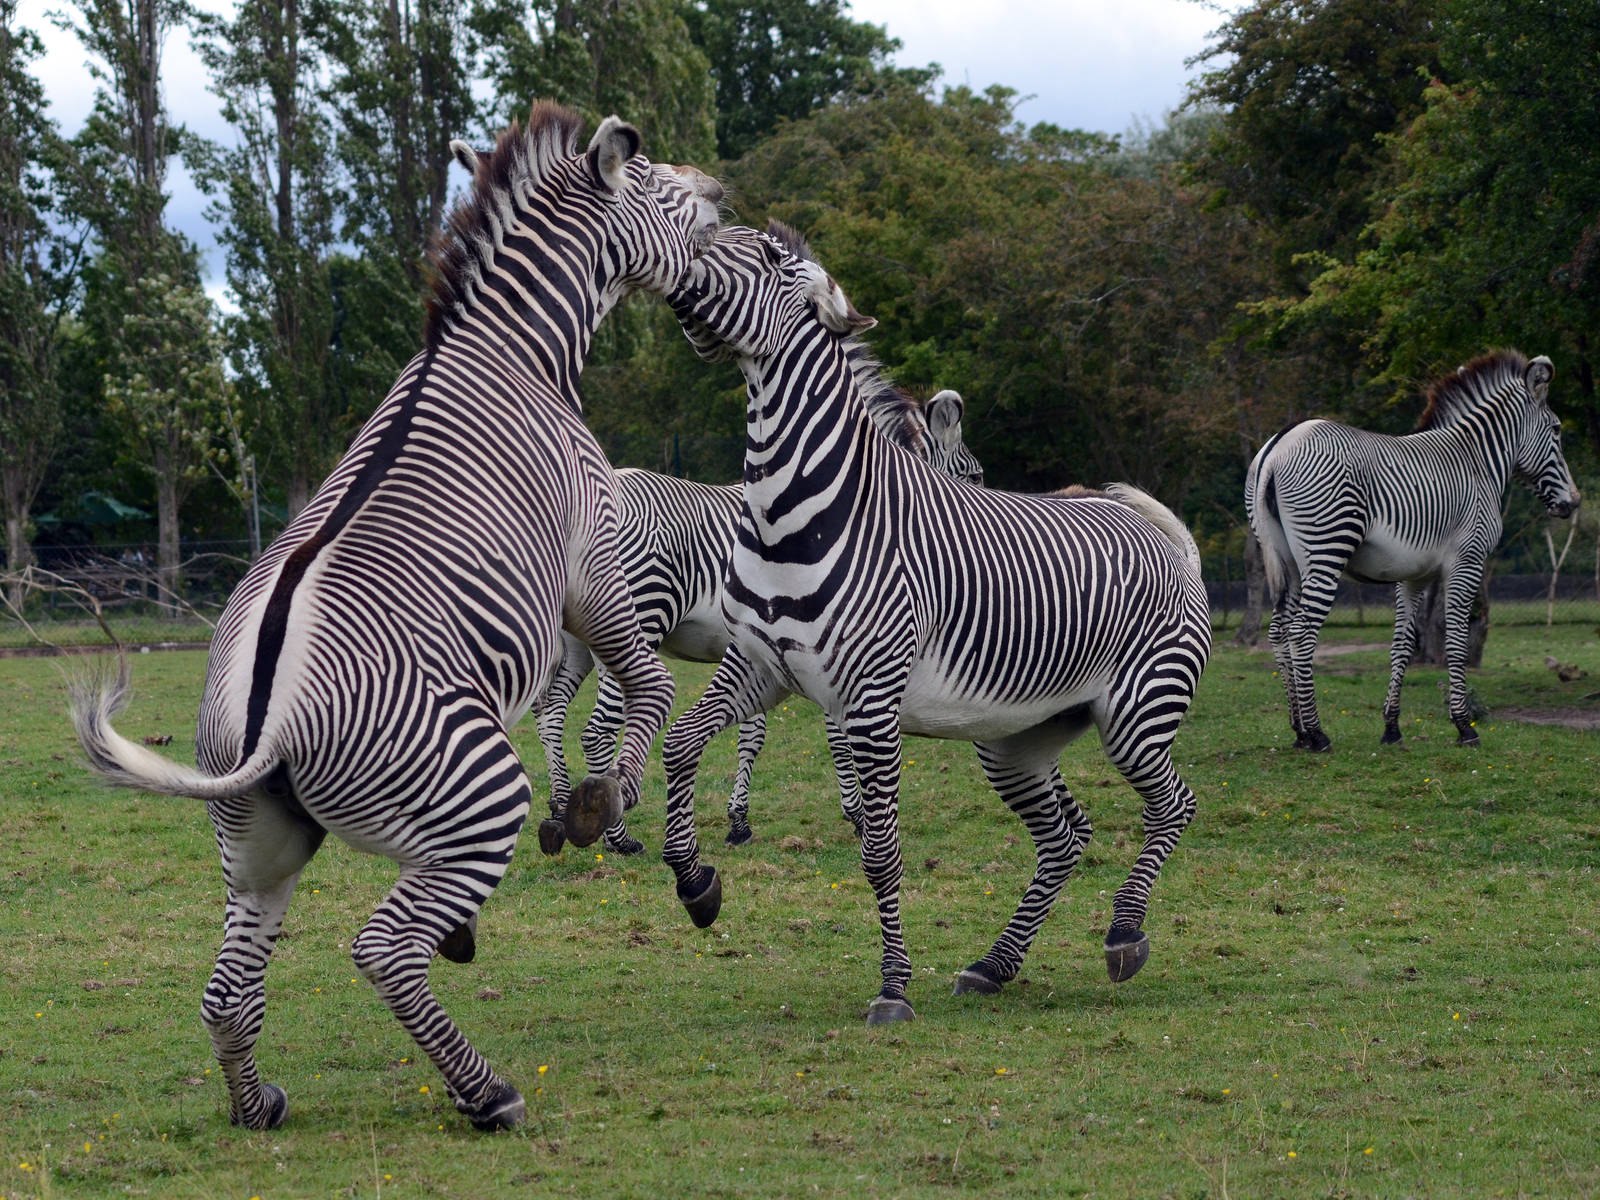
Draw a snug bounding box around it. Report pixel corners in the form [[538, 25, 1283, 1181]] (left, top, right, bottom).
[[68, 104, 722, 1131], [1245, 351, 1579, 751], [658, 223, 1211, 1023], [535, 381, 982, 855]]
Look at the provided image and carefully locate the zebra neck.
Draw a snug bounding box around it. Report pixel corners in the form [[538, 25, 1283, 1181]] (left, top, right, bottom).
[[1419, 403, 1520, 485]]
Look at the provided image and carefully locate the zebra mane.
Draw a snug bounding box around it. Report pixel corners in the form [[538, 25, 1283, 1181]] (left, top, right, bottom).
[[763, 219, 930, 458], [424, 101, 586, 348], [1416, 349, 1532, 430]]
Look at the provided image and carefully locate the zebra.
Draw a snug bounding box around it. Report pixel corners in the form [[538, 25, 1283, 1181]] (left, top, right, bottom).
[[1245, 350, 1580, 751], [534, 381, 982, 855], [67, 103, 723, 1131], [656, 222, 1211, 1024]]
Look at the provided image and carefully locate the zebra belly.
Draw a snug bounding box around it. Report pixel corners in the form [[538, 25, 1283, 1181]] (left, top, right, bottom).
[[1345, 527, 1445, 584], [897, 666, 1104, 742], [660, 615, 732, 664]]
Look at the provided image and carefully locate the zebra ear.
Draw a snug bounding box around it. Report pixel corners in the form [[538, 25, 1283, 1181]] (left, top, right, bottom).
[[586, 116, 642, 194], [810, 272, 876, 335], [1526, 355, 1555, 402], [926, 389, 964, 443], [450, 140, 480, 175]]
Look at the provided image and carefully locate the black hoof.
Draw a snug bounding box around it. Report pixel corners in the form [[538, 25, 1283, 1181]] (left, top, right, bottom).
[[1456, 729, 1481, 747], [603, 829, 645, 856], [232, 1082, 289, 1130], [677, 865, 721, 928], [725, 819, 753, 846], [865, 995, 916, 1025], [537, 818, 566, 856], [952, 962, 1005, 996], [566, 775, 623, 848], [1296, 728, 1331, 753], [464, 1081, 526, 1132], [437, 913, 478, 964], [1104, 929, 1150, 983], [1380, 724, 1403, 745]]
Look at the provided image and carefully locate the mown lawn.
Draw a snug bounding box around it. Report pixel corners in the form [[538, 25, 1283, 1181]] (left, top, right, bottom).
[[2, 624, 1597, 1198]]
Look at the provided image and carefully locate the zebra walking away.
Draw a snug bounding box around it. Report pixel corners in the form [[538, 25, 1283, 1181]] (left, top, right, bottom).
[[69, 103, 722, 1131], [658, 222, 1211, 1023], [536, 381, 982, 855], [1245, 351, 1579, 751]]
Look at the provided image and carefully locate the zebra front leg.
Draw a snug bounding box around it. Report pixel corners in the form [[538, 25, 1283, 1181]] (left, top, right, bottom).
[[824, 718, 864, 838], [662, 646, 785, 925], [955, 752, 1090, 997], [1441, 567, 1485, 746], [1381, 582, 1425, 745], [724, 711, 768, 845], [839, 711, 915, 1025], [535, 634, 593, 856], [585, 670, 648, 856], [202, 796, 325, 1130]]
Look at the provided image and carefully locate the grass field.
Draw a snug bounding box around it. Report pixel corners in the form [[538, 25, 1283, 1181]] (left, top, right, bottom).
[[2, 624, 1598, 1198]]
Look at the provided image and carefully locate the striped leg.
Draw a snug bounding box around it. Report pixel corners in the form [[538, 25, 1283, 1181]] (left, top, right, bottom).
[[1267, 584, 1306, 741], [580, 670, 648, 856], [1440, 564, 1484, 745], [1381, 582, 1425, 744], [201, 796, 326, 1130], [662, 645, 786, 926], [723, 712, 768, 845], [841, 710, 916, 1024], [955, 748, 1093, 996], [1098, 652, 1201, 982], [350, 726, 531, 1130], [564, 577, 675, 850], [1284, 566, 1340, 752], [535, 634, 592, 828], [825, 719, 865, 837]]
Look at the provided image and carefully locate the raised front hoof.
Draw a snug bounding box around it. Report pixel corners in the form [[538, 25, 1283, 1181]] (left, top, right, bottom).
[[865, 995, 916, 1025], [464, 1082, 526, 1132], [725, 819, 753, 846], [230, 1082, 289, 1131], [603, 829, 645, 856], [1294, 729, 1332, 753], [1380, 724, 1404, 746], [1104, 930, 1150, 983], [952, 963, 1005, 996], [565, 775, 623, 848], [677, 866, 722, 929], [437, 913, 478, 964], [536, 818, 566, 856]]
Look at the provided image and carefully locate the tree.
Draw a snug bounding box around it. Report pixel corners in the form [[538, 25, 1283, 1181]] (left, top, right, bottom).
[[0, 2, 74, 608], [65, 0, 230, 612], [193, 0, 342, 520], [685, 0, 916, 161]]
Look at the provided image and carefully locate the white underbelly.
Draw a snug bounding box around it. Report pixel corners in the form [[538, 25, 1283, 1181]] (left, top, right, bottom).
[[1345, 525, 1445, 583], [661, 615, 732, 664], [898, 664, 1103, 741]]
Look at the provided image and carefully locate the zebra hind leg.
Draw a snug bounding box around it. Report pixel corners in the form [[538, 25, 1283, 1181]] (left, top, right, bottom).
[[724, 712, 768, 845], [534, 635, 593, 856], [955, 751, 1091, 998], [201, 796, 325, 1130]]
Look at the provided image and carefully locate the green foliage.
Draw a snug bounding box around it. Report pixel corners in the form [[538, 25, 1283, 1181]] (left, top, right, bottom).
[[4, 632, 1599, 1195]]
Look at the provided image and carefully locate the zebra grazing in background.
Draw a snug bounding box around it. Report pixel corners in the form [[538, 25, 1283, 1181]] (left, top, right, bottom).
[[658, 222, 1211, 1024], [536, 382, 981, 855], [1245, 350, 1580, 751], [69, 103, 722, 1132]]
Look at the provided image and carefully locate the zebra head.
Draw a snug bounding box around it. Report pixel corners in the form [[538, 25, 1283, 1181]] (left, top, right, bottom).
[[923, 389, 984, 485], [1511, 356, 1581, 518], [669, 222, 876, 366], [429, 103, 723, 342]]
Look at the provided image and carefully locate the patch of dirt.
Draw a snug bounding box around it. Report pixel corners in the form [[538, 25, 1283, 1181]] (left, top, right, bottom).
[[1493, 706, 1600, 732]]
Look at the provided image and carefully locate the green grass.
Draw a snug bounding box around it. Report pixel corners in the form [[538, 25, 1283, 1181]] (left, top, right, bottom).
[[2, 626, 1599, 1198]]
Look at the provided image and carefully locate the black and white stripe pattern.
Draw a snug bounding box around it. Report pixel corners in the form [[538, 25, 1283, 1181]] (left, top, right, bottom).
[[534, 376, 981, 855], [1245, 350, 1580, 749], [69, 103, 723, 1131], [656, 223, 1211, 1022]]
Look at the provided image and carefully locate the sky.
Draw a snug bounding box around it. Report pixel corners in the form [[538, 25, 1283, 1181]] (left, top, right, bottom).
[[14, 0, 1234, 301]]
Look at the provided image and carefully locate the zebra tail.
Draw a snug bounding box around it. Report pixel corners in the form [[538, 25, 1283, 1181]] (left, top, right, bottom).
[[1102, 483, 1203, 583], [1243, 449, 1294, 604], [67, 656, 279, 800]]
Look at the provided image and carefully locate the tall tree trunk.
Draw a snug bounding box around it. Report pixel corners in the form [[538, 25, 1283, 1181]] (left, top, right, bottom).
[[1235, 530, 1266, 646], [4, 506, 30, 612], [1415, 574, 1489, 668], [156, 447, 181, 617]]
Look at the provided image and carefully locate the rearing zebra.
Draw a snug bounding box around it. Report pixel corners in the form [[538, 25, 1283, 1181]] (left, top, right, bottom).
[[535, 379, 982, 855], [68, 104, 722, 1131], [658, 222, 1211, 1023], [1245, 350, 1580, 750]]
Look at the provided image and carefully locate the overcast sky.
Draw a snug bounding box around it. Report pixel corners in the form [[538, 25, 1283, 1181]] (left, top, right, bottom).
[[15, 0, 1234, 298]]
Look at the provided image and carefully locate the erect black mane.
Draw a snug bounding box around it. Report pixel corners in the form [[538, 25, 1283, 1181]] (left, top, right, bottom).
[[1416, 349, 1531, 430], [424, 101, 585, 348]]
